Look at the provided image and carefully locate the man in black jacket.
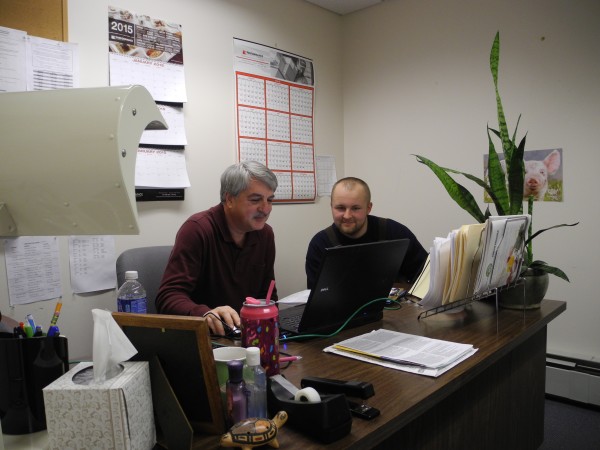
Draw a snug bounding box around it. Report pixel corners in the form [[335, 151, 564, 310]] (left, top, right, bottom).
[[305, 177, 427, 290]]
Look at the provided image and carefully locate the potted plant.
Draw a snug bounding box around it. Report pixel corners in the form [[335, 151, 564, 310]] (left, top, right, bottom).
[[414, 32, 577, 307]]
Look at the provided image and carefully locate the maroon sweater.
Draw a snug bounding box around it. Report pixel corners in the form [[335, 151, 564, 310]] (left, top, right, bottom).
[[156, 204, 277, 316]]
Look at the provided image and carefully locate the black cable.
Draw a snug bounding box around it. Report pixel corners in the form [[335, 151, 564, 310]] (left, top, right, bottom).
[[203, 311, 241, 341]]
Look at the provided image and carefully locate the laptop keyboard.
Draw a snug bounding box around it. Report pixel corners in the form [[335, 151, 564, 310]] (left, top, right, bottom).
[[279, 307, 304, 332]]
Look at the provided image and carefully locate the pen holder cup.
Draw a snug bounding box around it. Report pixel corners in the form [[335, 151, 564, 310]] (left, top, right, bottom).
[[0, 334, 69, 434], [267, 377, 352, 443]]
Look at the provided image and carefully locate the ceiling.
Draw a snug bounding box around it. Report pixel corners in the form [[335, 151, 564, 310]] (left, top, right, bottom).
[[304, 0, 384, 16]]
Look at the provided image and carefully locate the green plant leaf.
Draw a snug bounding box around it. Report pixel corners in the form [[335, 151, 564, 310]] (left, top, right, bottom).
[[524, 222, 580, 247], [444, 168, 487, 189], [508, 134, 526, 214], [488, 128, 525, 215], [511, 114, 522, 143], [445, 163, 506, 216], [526, 196, 534, 265], [414, 155, 486, 222], [490, 31, 500, 93], [490, 32, 513, 165], [486, 129, 509, 214], [526, 260, 570, 282]]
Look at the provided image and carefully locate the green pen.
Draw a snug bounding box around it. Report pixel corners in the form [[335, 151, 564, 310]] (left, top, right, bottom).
[[23, 323, 34, 338]]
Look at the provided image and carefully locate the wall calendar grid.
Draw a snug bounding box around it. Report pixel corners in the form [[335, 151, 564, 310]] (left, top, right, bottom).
[[236, 71, 316, 203]]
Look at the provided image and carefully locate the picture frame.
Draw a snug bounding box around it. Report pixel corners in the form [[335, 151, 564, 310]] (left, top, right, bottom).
[[111, 312, 225, 449]]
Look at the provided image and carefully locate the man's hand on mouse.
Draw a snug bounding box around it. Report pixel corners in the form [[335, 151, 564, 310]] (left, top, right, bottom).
[[204, 306, 241, 336]]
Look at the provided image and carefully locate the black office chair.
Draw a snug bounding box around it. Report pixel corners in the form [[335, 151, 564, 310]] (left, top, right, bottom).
[[116, 246, 173, 314]]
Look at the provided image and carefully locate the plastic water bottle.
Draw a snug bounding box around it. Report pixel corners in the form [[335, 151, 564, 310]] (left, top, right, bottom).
[[243, 347, 267, 418], [226, 360, 247, 426], [117, 271, 147, 313]]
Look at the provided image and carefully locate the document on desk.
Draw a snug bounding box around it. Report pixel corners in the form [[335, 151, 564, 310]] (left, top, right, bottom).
[[323, 329, 477, 377]]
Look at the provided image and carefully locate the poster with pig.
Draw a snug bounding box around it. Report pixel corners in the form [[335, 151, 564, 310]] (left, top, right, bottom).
[[484, 148, 563, 202]]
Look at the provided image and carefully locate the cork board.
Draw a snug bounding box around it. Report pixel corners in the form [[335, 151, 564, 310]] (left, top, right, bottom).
[[0, 0, 68, 41]]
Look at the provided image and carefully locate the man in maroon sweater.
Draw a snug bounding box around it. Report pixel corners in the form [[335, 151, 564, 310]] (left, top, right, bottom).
[[156, 161, 278, 335]]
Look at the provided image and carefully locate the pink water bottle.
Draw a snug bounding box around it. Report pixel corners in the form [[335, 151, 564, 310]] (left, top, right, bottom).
[[240, 298, 280, 376]]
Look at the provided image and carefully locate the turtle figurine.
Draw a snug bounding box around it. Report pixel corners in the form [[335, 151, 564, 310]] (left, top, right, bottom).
[[220, 410, 288, 450]]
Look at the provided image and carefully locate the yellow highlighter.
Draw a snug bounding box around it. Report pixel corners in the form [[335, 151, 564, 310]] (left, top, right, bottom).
[[50, 300, 63, 327]]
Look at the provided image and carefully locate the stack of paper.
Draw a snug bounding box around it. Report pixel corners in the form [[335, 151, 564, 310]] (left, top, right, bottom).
[[410, 215, 529, 308], [445, 223, 486, 302], [419, 235, 451, 308], [324, 329, 477, 378], [471, 215, 530, 296]]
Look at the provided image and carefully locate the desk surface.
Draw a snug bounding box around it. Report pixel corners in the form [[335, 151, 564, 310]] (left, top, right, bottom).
[[199, 298, 565, 449], [2, 298, 565, 450]]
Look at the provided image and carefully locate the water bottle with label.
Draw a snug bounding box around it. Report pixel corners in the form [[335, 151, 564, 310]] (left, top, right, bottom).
[[116, 271, 147, 313]]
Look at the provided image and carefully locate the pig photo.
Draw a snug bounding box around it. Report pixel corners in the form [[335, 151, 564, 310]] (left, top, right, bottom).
[[524, 149, 562, 200], [483, 148, 564, 202]]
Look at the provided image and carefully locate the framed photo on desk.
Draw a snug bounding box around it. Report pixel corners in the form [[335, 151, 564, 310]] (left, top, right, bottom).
[[112, 313, 225, 449]]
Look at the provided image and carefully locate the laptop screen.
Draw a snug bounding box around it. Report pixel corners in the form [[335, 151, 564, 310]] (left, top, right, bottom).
[[283, 239, 410, 336]]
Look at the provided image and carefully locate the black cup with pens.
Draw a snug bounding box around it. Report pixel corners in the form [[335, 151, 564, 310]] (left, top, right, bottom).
[[0, 305, 69, 434]]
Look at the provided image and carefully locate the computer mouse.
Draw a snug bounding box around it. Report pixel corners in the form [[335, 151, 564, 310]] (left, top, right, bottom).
[[223, 322, 241, 339]]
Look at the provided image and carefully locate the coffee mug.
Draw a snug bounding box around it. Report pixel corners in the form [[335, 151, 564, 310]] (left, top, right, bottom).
[[212, 346, 246, 393]]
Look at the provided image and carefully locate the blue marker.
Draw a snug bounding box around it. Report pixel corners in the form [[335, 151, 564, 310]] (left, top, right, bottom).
[[47, 326, 60, 337], [26, 313, 36, 330]]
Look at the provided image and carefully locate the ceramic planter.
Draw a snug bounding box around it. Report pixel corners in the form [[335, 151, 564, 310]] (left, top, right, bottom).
[[499, 270, 549, 309]]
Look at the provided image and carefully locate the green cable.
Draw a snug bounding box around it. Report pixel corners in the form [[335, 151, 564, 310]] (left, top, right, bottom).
[[280, 297, 401, 342]]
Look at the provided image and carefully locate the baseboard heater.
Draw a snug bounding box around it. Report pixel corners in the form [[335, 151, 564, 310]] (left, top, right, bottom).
[[546, 353, 600, 407]]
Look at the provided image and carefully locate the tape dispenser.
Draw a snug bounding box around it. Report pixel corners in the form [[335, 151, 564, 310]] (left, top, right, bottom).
[[268, 374, 352, 443]]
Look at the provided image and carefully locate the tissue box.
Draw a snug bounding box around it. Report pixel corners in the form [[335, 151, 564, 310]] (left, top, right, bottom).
[[43, 361, 155, 450]]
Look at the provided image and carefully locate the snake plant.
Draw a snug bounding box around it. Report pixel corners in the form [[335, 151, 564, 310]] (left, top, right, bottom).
[[415, 32, 577, 282]]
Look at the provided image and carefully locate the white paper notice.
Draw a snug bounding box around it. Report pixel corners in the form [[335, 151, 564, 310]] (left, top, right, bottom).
[[135, 147, 191, 188], [26, 36, 79, 90], [315, 155, 337, 197], [4, 237, 62, 306], [0, 26, 27, 92], [69, 236, 117, 294]]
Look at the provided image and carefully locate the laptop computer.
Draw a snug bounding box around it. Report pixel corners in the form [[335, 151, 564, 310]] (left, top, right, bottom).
[[279, 239, 410, 337]]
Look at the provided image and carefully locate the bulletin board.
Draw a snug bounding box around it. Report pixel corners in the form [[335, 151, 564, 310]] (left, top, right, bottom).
[[0, 0, 68, 41]]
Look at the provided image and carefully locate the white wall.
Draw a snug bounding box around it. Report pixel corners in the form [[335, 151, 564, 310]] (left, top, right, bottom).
[[342, 0, 600, 362], [2, 0, 598, 364], [0, 0, 343, 360]]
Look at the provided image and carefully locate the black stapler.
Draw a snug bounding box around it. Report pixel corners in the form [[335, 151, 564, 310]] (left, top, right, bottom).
[[301, 376, 380, 420], [300, 376, 375, 399]]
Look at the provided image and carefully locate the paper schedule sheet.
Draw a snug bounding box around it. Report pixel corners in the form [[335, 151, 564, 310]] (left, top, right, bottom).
[[4, 236, 62, 305], [68, 236, 116, 294]]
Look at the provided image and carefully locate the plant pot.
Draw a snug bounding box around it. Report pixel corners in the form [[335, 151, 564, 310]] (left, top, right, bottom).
[[498, 271, 549, 310]]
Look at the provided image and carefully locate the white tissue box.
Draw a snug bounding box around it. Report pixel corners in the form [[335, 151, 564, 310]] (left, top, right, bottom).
[[43, 361, 155, 450]]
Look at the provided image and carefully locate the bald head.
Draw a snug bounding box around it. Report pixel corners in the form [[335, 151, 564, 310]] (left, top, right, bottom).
[[330, 177, 372, 239]]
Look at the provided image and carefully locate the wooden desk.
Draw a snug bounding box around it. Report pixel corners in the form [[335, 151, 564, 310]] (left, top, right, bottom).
[[197, 298, 565, 450], [2, 299, 565, 450]]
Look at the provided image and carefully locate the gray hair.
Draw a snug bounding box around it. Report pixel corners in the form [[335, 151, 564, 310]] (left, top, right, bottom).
[[220, 161, 278, 202]]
